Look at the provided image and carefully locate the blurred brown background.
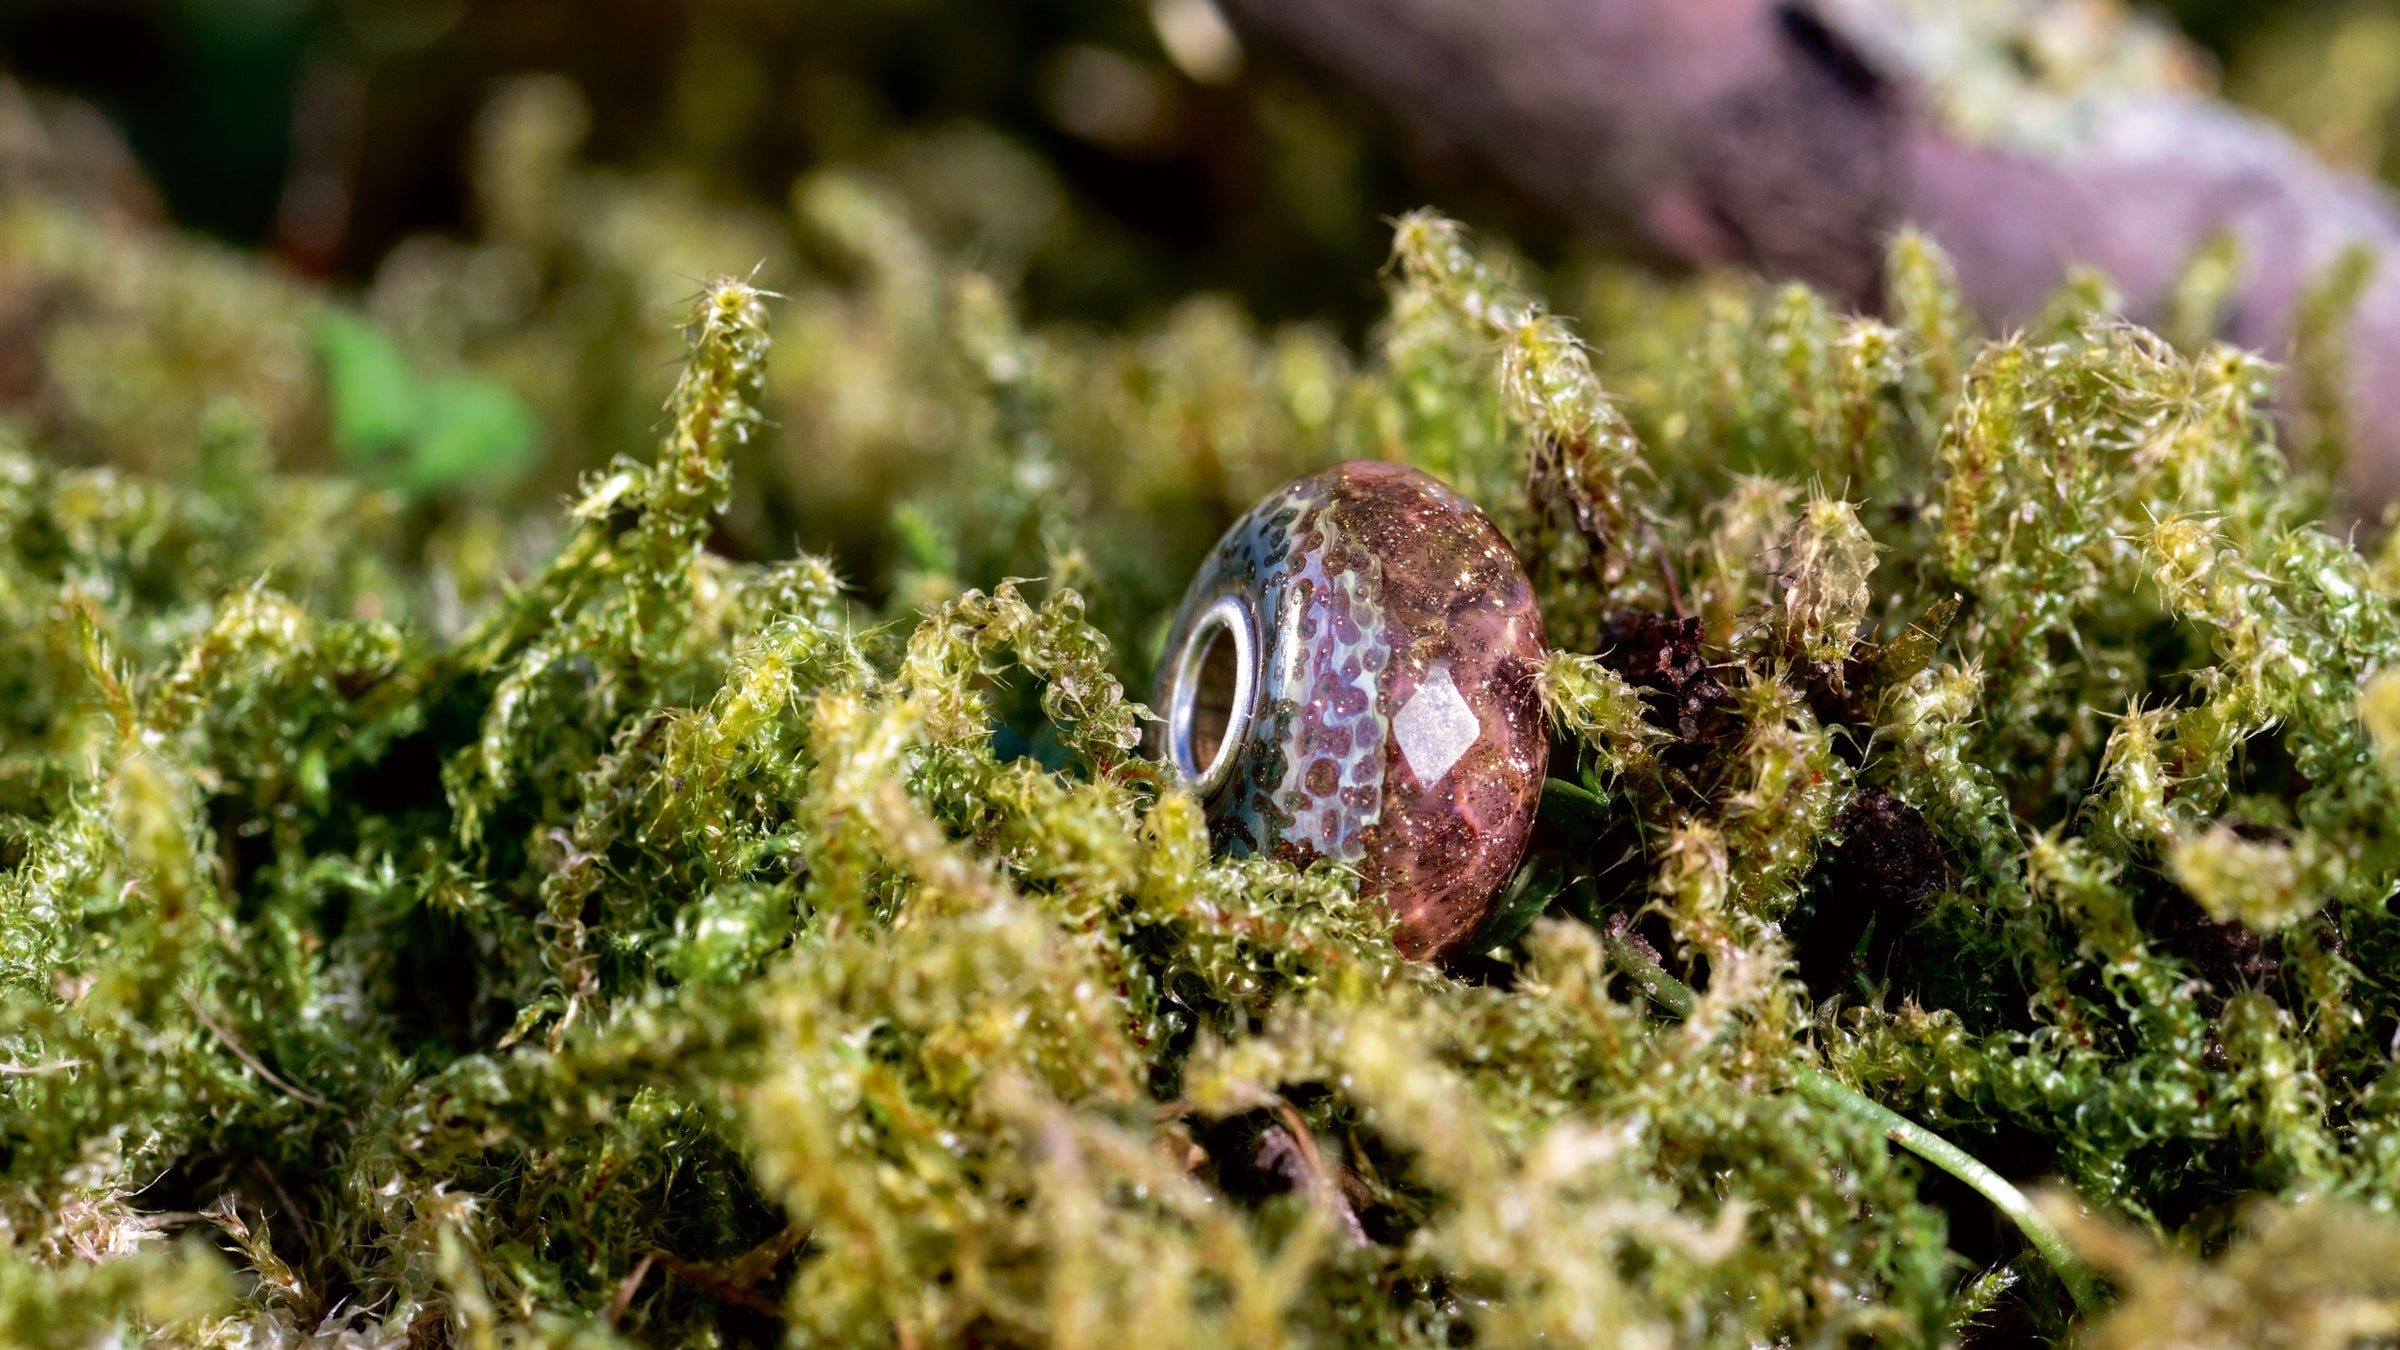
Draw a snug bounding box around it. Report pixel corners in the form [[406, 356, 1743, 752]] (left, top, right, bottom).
[[5, 0, 2358, 321]]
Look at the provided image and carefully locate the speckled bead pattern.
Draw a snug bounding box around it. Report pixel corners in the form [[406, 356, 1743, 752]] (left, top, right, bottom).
[[1156, 460, 1549, 959]]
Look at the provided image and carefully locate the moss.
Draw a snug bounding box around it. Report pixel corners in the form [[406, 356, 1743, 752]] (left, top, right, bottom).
[[9, 76, 2400, 1349]]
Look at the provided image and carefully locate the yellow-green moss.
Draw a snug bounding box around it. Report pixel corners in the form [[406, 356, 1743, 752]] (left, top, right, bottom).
[[8, 92, 2400, 1346]]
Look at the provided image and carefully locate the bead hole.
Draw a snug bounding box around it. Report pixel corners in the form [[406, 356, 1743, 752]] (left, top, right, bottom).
[[1171, 596, 1255, 798], [1188, 624, 1238, 773]]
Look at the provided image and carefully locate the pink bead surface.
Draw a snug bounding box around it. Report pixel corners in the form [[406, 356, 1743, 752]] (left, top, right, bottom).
[[1155, 461, 1549, 958]]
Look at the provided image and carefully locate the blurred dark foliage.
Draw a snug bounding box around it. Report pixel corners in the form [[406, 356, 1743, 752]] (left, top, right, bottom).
[[2157, 0, 2304, 63], [8, 0, 2397, 620], [0, 0, 1564, 334]]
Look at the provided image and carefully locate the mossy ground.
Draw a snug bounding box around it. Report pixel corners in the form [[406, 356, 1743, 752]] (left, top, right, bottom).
[[8, 68, 2400, 1350]]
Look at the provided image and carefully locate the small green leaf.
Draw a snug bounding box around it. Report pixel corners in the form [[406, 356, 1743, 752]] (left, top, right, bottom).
[[315, 310, 420, 464], [1538, 776, 1612, 833], [317, 309, 540, 494], [401, 377, 539, 492], [1470, 850, 1569, 953], [893, 501, 961, 576]]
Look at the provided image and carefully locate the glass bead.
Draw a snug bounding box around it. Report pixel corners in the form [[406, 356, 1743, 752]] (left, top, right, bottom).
[[1155, 460, 1549, 959]]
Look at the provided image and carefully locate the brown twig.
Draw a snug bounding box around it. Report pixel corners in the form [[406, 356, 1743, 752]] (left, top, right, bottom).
[[124, 1210, 210, 1231], [182, 988, 331, 1109], [648, 1251, 785, 1319], [249, 1158, 313, 1246], [1640, 516, 1687, 618], [1267, 1098, 1370, 1246], [602, 1252, 658, 1329], [612, 1223, 809, 1325]]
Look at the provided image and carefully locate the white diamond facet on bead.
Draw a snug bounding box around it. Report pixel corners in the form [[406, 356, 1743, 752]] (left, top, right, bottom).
[[1392, 664, 1479, 787]]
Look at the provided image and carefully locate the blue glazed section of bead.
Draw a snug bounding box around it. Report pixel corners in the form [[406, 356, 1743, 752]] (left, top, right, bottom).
[[1247, 485, 1391, 864]]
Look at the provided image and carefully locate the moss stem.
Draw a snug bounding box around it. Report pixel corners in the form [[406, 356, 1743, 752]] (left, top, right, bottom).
[[1597, 925, 2108, 1317]]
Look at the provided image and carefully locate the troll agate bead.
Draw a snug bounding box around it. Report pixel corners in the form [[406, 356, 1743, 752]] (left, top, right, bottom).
[[1155, 461, 1549, 959]]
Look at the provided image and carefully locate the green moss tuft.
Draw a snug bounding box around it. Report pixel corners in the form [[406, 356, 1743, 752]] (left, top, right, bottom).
[[9, 88, 2400, 1343]]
